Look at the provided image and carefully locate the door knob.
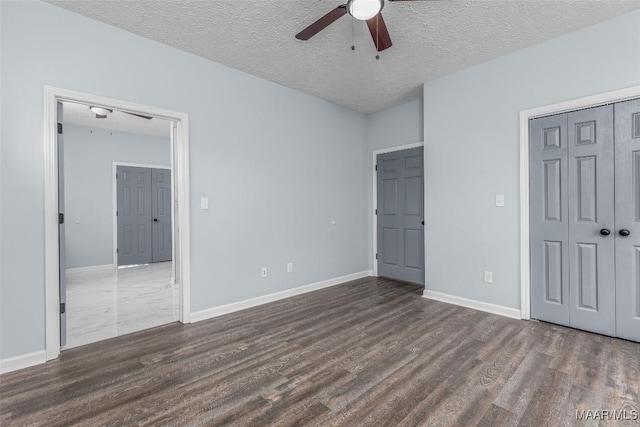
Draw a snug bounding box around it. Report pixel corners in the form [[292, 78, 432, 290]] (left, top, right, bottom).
[[421, 221, 424, 225], [600, 228, 611, 236], [619, 229, 631, 237], [153, 218, 158, 222]]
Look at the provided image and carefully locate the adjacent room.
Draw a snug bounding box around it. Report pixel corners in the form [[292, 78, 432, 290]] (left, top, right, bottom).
[[61, 101, 178, 349], [1, 0, 639, 425]]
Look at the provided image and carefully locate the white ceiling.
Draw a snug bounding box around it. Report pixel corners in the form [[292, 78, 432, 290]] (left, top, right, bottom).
[[63, 101, 171, 137], [50, 0, 640, 113]]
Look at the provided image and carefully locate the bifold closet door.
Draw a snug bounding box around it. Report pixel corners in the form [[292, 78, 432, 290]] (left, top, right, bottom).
[[567, 105, 616, 337], [614, 98, 640, 342], [530, 114, 570, 327], [530, 105, 616, 336]]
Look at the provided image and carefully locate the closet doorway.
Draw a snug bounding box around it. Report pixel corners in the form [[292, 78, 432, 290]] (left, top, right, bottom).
[[529, 97, 640, 342]]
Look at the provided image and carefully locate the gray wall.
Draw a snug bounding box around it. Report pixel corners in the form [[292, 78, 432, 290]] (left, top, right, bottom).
[[0, 1, 368, 359], [422, 10, 640, 309], [365, 99, 424, 270], [63, 124, 170, 269]]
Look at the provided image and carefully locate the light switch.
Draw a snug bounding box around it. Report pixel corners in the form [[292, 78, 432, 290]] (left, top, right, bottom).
[[200, 197, 209, 210], [495, 195, 505, 207]]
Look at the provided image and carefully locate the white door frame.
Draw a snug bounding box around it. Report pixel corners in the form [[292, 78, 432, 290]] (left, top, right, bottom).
[[519, 86, 640, 320], [44, 86, 191, 361], [372, 142, 425, 276], [112, 162, 172, 275]]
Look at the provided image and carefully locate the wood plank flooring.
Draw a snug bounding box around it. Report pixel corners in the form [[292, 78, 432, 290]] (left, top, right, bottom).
[[1, 277, 638, 426]]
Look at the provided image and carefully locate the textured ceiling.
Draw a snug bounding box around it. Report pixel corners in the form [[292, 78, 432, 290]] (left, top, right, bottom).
[[49, 0, 640, 113], [63, 101, 171, 137]]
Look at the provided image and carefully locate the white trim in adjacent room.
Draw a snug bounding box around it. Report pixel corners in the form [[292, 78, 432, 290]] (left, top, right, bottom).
[[191, 270, 374, 323], [423, 290, 521, 320], [0, 351, 47, 374], [111, 162, 172, 270], [519, 86, 640, 320], [44, 86, 191, 363], [372, 142, 424, 276], [66, 264, 115, 275]]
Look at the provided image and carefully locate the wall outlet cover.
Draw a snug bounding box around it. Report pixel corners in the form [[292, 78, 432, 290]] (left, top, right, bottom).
[[483, 271, 493, 283]]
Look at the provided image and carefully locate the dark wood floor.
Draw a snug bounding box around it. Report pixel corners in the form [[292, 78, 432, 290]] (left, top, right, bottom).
[[1, 277, 638, 426]]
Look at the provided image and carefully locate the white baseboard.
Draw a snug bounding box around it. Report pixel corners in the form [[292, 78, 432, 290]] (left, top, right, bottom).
[[66, 264, 115, 274], [0, 350, 47, 374], [423, 290, 521, 320], [191, 270, 374, 323]]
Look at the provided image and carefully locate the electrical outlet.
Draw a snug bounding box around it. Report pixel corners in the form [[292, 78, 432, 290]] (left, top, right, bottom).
[[261, 267, 268, 278], [287, 262, 293, 273], [495, 195, 505, 207], [483, 271, 493, 284]]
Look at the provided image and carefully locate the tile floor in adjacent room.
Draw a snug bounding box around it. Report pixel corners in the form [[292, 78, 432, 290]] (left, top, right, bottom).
[[65, 261, 178, 349]]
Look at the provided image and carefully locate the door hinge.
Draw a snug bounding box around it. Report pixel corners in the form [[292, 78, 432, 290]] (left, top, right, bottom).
[[116, 247, 119, 254], [375, 253, 378, 260], [58, 213, 64, 224], [57, 123, 63, 134], [115, 173, 118, 179], [375, 209, 377, 215], [60, 302, 65, 314], [116, 210, 118, 216], [375, 164, 378, 171]]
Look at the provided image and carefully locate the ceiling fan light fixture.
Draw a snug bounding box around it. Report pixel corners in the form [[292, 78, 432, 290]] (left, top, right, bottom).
[[347, 0, 383, 21], [89, 106, 112, 116]]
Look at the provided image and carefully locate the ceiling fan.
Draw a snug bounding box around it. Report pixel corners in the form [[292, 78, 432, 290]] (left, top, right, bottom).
[[295, 0, 422, 52], [89, 106, 153, 120]]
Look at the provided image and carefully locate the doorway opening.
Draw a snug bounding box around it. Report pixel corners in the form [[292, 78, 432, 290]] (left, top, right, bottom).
[[44, 86, 191, 360]]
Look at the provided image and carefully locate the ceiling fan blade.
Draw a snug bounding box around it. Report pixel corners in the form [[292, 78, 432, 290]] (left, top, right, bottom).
[[366, 13, 392, 52], [296, 5, 348, 40], [124, 112, 153, 120]]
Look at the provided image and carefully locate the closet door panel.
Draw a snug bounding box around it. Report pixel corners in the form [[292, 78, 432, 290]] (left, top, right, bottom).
[[615, 98, 640, 342]]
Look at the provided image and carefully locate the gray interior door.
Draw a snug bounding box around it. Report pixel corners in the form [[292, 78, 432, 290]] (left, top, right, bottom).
[[567, 105, 616, 336], [57, 102, 66, 347], [529, 113, 571, 327], [614, 98, 640, 342], [377, 147, 424, 284], [151, 168, 172, 263], [117, 166, 153, 266]]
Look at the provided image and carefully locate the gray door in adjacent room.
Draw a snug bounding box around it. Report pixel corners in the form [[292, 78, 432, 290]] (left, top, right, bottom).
[[377, 147, 424, 284], [117, 166, 153, 265], [530, 99, 639, 342], [614, 98, 640, 342], [151, 168, 172, 263], [57, 101, 66, 347]]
